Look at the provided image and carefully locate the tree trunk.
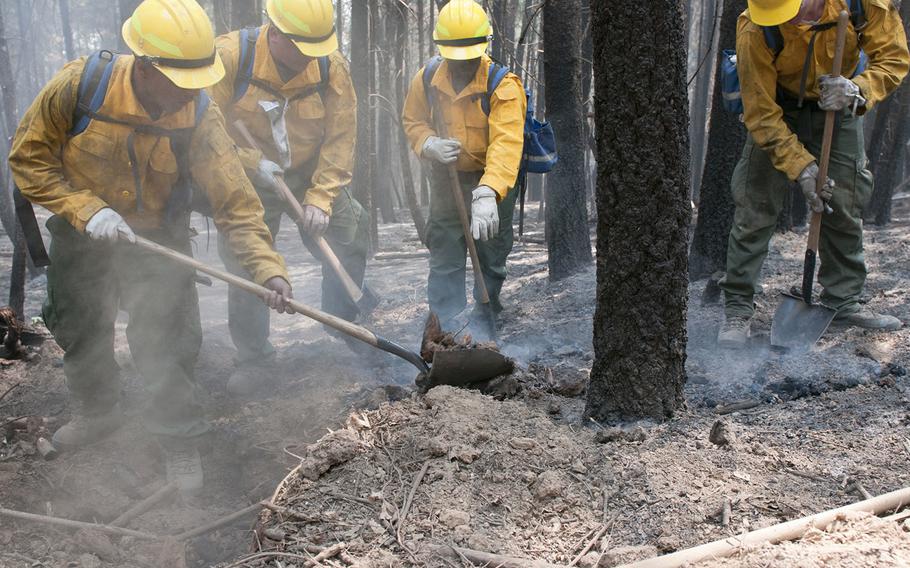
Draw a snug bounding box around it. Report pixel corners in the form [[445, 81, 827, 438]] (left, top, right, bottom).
[[213, 0, 230, 35], [336, 0, 346, 56], [586, 0, 690, 422], [231, 0, 260, 29], [0, 7, 26, 318], [374, 3, 397, 224], [367, 0, 379, 248], [350, 0, 374, 248], [688, 0, 719, 202], [688, 0, 746, 280], [865, 0, 910, 226], [59, 0, 76, 61], [543, 0, 592, 280]]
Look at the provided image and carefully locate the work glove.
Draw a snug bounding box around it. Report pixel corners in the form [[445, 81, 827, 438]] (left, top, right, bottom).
[[85, 208, 136, 244], [421, 136, 462, 165], [798, 162, 835, 214], [470, 186, 499, 242], [263, 276, 294, 314], [301, 204, 330, 238], [818, 75, 866, 114], [251, 159, 284, 190]]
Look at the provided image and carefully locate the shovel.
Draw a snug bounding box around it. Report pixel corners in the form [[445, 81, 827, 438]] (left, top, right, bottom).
[[770, 11, 849, 352], [234, 120, 381, 316], [430, 108, 498, 341], [128, 234, 513, 385]]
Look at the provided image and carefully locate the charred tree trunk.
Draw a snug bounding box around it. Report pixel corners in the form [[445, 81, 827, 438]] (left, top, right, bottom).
[[688, 0, 746, 280], [367, 0, 380, 247], [688, 0, 719, 201], [0, 8, 26, 318], [336, 0, 345, 56], [212, 0, 230, 35], [865, 0, 910, 226], [587, 0, 689, 422], [350, 0, 374, 247], [375, 4, 397, 224], [231, 0, 260, 29], [59, 0, 76, 61], [543, 0, 592, 279]]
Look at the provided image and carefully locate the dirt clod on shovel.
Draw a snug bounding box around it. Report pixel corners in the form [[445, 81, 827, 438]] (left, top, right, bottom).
[[420, 313, 499, 363]]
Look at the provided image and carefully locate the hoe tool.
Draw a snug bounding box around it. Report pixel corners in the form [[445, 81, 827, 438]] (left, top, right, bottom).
[[128, 235, 512, 386], [234, 120, 380, 316], [770, 11, 848, 352], [431, 110, 498, 340]]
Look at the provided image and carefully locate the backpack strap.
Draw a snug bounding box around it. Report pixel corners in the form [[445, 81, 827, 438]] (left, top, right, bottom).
[[422, 55, 444, 114], [763, 0, 866, 59], [285, 55, 331, 102], [849, 0, 866, 31], [762, 26, 785, 58], [480, 62, 510, 116], [71, 50, 117, 136], [233, 27, 261, 103]]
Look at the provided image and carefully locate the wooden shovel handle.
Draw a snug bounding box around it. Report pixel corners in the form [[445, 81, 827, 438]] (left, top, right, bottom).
[[809, 10, 850, 253], [233, 120, 364, 303], [431, 115, 491, 305]]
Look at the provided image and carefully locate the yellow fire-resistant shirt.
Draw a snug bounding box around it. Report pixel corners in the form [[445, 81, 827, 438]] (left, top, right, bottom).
[[402, 55, 527, 199], [7, 56, 288, 286], [210, 25, 357, 216], [737, 0, 909, 181]]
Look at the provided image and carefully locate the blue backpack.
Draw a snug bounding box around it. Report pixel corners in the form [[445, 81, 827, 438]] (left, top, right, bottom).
[[71, 50, 212, 226], [421, 55, 558, 175], [721, 0, 868, 114], [234, 27, 331, 103]]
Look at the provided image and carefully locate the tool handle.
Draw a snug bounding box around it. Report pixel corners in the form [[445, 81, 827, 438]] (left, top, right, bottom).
[[129, 235, 429, 374], [432, 115, 491, 305], [809, 10, 849, 254], [233, 120, 364, 304]]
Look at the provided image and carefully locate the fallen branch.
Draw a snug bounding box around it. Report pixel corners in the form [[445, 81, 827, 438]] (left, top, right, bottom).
[[618, 486, 910, 568], [570, 524, 610, 566], [110, 482, 178, 527], [174, 502, 265, 541], [715, 400, 761, 415], [0, 507, 159, 540], [397, 460, 431, 554], [0, 382, 21, 406], [431, 544, 569, 568]]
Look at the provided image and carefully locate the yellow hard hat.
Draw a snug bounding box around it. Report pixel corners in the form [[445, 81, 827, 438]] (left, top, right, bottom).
[[266, 0, 339, 58], [434, 0, 492, 61], [121, 0, 225, 89], [747, 0, 802, 26]]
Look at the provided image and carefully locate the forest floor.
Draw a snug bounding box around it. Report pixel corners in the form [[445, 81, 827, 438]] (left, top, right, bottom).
[[0, 199, 909, 568]]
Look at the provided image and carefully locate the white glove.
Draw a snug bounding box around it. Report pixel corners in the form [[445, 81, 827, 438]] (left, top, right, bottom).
[[85, 208, 136, 244], [470, 186, 499, 241], [421, 136, 461, 165], [818, 75, 866, 114], [301, 204, 330, 238], [251, 159, 284, 190], [798, 163, 835, 214]]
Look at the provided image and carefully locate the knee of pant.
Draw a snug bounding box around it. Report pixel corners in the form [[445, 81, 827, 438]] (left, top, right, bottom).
[[429, 257, 467, 275]]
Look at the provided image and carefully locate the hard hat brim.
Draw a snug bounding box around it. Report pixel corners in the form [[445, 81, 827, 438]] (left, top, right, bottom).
[[438, 42, 489, 61], [122, 18, 226, 89], [747, 0, 801, 27]]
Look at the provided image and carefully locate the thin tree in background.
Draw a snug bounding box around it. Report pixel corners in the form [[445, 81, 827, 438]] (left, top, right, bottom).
[[688, 0, 719, 201], [0, 7, 26, 318], [865, 0, 910, 226], [542, 0, 592, 280], [688, 0, 746, 280], [117, 0, 142, 50], [59, 0, 76, 61], [231, 0, 260, 29], [350, 0, 374, 248], [586, 0, 690, 422]]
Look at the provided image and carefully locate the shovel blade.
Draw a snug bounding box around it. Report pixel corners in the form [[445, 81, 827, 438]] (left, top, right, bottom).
[[771, 293, 836, 352], [422, 348, 514, 390], [356, 283, 381, 315]]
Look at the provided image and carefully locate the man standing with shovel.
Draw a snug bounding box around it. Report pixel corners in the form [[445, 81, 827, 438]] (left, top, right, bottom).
[[718, 0, 908, 348], [402, 0, 526, 337], [210, 0, 371, 394], [7, 0, 293, 493]]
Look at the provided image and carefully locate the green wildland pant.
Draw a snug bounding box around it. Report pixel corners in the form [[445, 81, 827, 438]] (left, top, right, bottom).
[[721, 106, 873, 318], [42, 216, 207, 438], [218, 169, 370, 364], [427, 167, 519, 322]]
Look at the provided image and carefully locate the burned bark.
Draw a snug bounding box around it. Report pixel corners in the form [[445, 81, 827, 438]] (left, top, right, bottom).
[[59, 0, 76, 61], [587, 0, 690, 422], [542, 0, 592, 280], [230, 0, 260, 30], [350, 0, 374, 246], [688, 0, 747, 280]]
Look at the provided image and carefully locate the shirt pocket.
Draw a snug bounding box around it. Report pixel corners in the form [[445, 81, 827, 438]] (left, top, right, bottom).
[[67, 128, 118, 184], [292, 95, 326, 141], [463, 106, 489, 160], [146, 138, 180, 212]]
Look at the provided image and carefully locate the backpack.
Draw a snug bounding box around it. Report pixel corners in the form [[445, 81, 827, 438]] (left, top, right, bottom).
[[70, 50, 212, 231], [233, 27, 331, 104], [421, 55, 558, 175], [721, 0, 868, 114]]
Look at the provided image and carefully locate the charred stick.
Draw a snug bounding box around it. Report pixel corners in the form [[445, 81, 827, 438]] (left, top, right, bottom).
[[110, 482, 178, 527], [0, 507, 159, 540]]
